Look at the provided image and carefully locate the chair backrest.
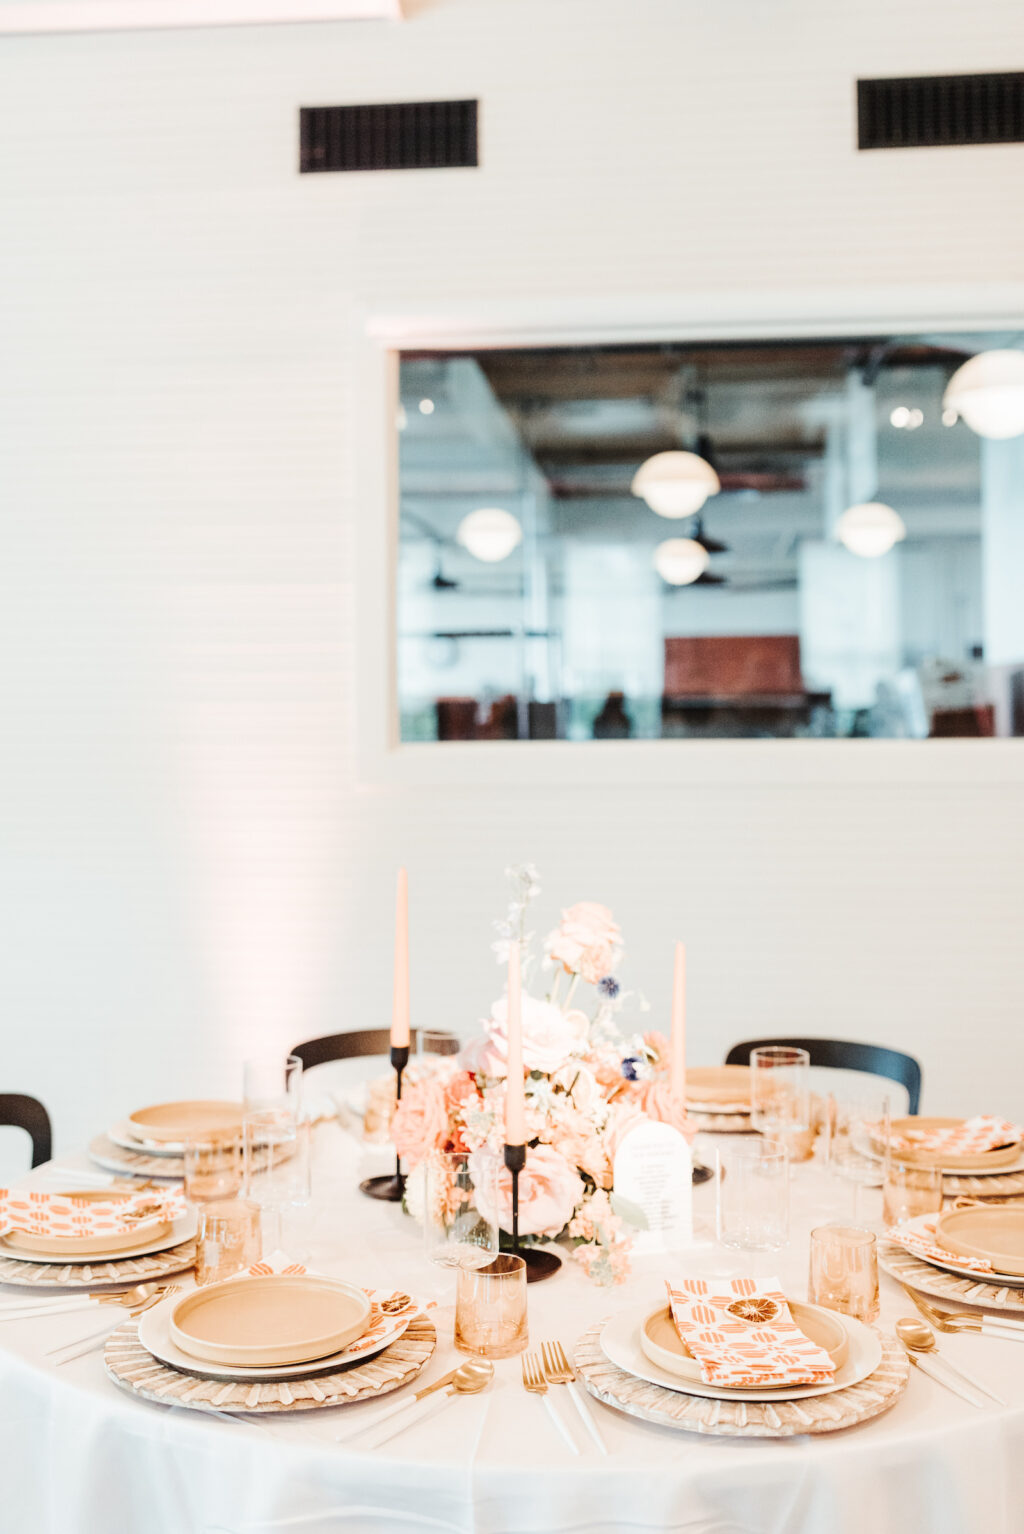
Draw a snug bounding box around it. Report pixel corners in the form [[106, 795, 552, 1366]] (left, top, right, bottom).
[[290, 1029, 421, 1073], [0, 1094, 53, 1168], [723, 1037, 922, 1114]]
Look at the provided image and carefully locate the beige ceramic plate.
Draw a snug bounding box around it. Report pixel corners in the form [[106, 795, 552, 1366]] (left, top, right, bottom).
[[3, 1220, 171, 1257], [685, 1067, 751, 1105], [127, 1100, 244, 1145], [879, 1117, 1021, 1171], [936, 1206, 1024, 1277], [170, 1275, 372, 1367], [640, 1300, 848, 1388], [3, 1189, 171, 1257], [139, 1287, 416, 1381], [0, 1212, 196, 1264]]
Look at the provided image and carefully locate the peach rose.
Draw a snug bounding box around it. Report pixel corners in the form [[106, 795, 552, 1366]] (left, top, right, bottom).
[[633, 1080, 697, 1143], [547, 1116, 612, 1190], [390, 1078, 449, 1168], [485, 995, 589, 1074], [478, 1142, 585, 1238], [604, 1100, 651, 1161], [545, 902, 623, 983]]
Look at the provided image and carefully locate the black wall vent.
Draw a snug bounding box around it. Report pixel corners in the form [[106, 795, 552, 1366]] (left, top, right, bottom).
[[858, 71, 1024, 150], [300, 99, 478, 174]]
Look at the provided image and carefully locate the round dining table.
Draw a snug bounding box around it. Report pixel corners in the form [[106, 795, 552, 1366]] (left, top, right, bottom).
[[2, 1113, 1023, 1534]]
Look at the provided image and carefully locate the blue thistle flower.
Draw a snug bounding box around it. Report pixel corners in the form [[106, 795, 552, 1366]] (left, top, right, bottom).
[[621, 1056, 640, 1082], [598, 976, 620, 999]]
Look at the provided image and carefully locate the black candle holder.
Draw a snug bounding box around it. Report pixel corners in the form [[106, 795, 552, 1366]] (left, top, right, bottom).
[[504, 1141, 561, 1283], [360, 1044, 410, 1202]]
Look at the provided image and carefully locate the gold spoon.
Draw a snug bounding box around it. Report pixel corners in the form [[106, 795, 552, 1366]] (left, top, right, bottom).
[[895, 1317, 1004, 1404], [357, 1356, 494, 1448], [94, 1282, 169, 1309]]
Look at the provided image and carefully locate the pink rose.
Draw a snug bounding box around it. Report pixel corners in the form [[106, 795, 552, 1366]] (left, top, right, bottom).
[[390, 1078, 449, 1169], [485, 996, 589, 1074], [478, 1142, 585, 1238], [545, 902, 623, 983], [458, 1033, 507, 1079]]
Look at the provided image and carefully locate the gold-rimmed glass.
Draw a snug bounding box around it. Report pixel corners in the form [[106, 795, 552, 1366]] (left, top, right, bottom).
[[808, 1223, 879, 1323], [454, 1253, 528, 1359]]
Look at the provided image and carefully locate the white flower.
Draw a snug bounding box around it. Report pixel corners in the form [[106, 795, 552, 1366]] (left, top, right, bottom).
[[485, 995, 590, 1074]]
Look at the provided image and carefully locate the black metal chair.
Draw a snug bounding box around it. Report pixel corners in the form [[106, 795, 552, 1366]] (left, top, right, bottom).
[[291, 1029, 422, 1072], [0, 1094, 53, 1168], [724, 1038, 922, 1114]]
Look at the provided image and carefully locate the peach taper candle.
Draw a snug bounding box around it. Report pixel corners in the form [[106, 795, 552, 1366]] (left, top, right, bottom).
[[505, 941, 526, 1146], [670, 941, 686, 1108]]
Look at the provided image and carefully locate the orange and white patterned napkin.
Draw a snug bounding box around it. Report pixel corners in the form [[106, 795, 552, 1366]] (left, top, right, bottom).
[[0, 1187, 185, 1240], [885, 1216, 995, 1273], [888, 1117, 1022, 1157], [665, 1277, 837, 1388]]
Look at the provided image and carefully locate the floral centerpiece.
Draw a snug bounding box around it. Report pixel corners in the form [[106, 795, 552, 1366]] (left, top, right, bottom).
[[391, 867, 693, 1285]]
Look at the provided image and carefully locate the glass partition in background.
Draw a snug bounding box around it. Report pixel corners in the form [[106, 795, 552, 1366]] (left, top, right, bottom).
[[396, 335, 1024, 742]]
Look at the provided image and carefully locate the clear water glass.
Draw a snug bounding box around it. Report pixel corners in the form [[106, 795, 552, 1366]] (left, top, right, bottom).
[[242, 1109, 311, 1257], [183, 1137, 242, 1205], [883, 1158, 943, 1227], [424, 1151, 500, 1270], [828, 1093, 889, 1219], [243, 1052, 302, 1114], [716, 1139, 790, 1252], [750, 1046, 811, 1140]]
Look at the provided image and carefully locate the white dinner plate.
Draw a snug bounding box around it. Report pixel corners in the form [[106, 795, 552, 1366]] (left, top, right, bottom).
[[107, 1121, 187, 1158], [0, 1212, 197, 1266], [684, 1101, 751, 1116], [892, 1215, 1024, 1288], [137, 1287, 419, 1381], [600, 1299, 881, 1402]]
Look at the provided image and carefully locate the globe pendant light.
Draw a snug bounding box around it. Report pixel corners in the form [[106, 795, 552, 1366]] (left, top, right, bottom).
[[653, 537, 711, 585], [836, 502, 906, 558], [632, 450, 720, 519], [456, 507, 523, 562], [943, 350, 1024, 439]]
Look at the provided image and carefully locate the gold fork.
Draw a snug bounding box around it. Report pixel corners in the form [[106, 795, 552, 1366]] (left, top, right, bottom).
[[522, 1351, 578, 1454], [541, 1341, 608, 1455], [48, 1284, 181, 1364], [900, 1284, 1024, 1341]]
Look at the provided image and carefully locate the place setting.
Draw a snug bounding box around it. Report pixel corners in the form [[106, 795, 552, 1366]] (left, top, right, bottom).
[[874, 1111, 1024, 1314], [0, 1184, 198, 1291], [103, 1255, 438, 1416]]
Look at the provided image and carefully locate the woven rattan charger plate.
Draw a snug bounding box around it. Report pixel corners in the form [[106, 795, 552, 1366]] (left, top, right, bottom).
[[104, 1312, 436, 1414], [0, 1237, 197, 1290], [89, 1132, 296, 1182], [942, 1169, 1024, 1200], [574, 1320, 908, 1437], [880, 1241, 1024, 1313]]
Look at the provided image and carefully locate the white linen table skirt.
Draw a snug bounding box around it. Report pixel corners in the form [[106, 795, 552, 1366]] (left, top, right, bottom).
[[2, 1122, 1024, 1534]]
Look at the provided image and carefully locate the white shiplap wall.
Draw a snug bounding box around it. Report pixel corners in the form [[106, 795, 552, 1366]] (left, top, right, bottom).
[[1, 0, 1023, 1162]]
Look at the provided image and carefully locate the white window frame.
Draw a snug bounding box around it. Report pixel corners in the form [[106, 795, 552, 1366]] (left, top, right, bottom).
[[353, 282, 1024, 786]]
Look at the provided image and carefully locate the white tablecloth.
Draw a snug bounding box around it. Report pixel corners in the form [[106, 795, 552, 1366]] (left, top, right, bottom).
[[2, 1122, 1024, 1534]]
